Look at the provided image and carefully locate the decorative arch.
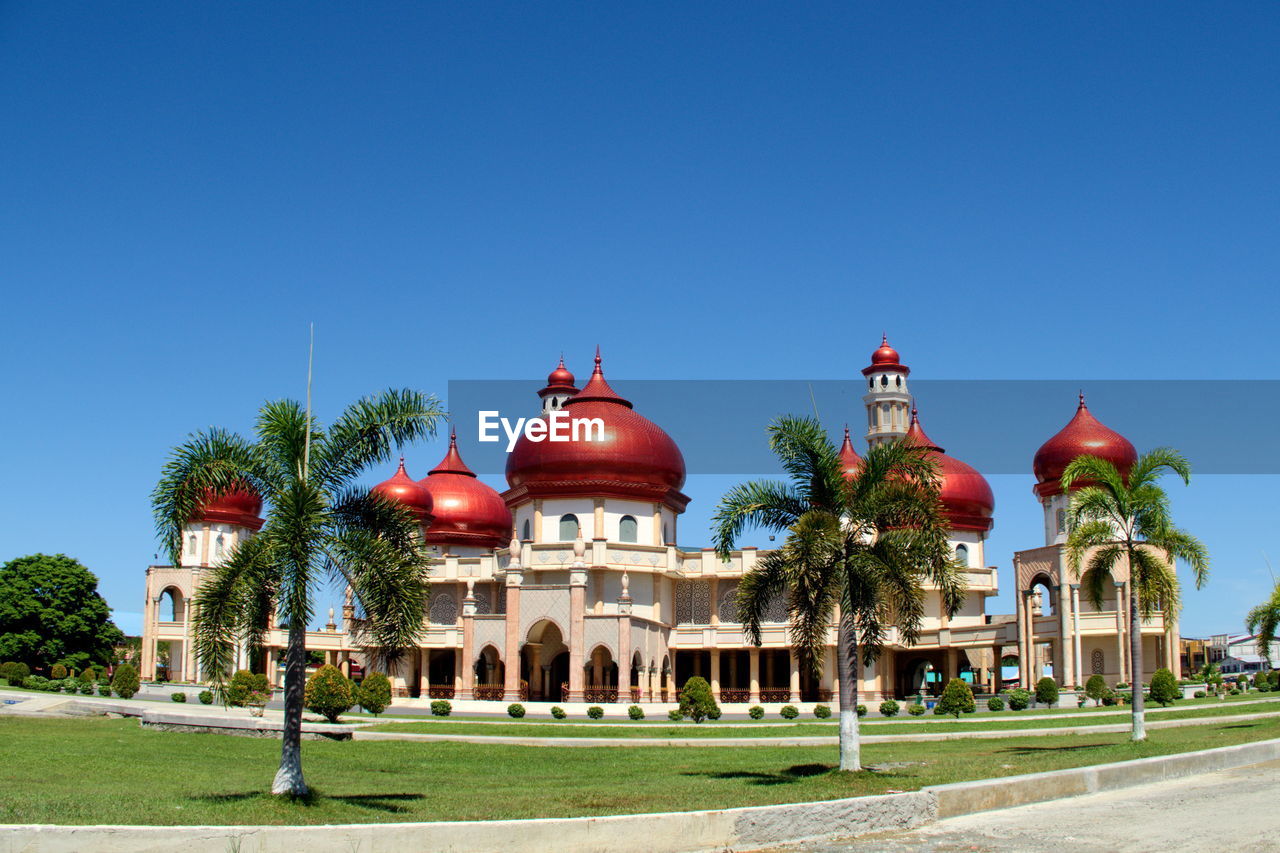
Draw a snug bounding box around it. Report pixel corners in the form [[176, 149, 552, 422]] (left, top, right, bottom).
[[158, 586, 185, 622], [619, 515, 638, 543], [559, 514, 579, 541], [428, 591, 457, 625], [954, 544, 969, 566], [717, 582, 740, 623]]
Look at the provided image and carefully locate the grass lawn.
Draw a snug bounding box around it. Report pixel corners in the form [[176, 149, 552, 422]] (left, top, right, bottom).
[[2, 714, 1278, 825]]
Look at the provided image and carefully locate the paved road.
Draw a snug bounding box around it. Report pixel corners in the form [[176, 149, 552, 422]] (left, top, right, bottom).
[[792, 759, 1280, 852]]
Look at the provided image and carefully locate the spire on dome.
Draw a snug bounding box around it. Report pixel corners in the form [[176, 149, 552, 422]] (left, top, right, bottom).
[[837, 424, 862, 478], [904, 405, 943, 452], [862, 333, 910, 376], [564, 347, 632, 408], [429, 428, 477, 477]]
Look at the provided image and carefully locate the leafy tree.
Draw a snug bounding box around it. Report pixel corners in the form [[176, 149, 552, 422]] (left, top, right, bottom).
[[714, 416, 963, 771], [226, 670, 269, 707], [678, 676, 718, 723], [0, 554, 124, 671], [1035, 677, 1059, 706], [1149, 668, 1179, 706], [1247, 580, 1280, 669], [304, 664, 354, 723], [1085, 674, 1108, 705], [1, 662, 29, 686], [357, 672, 392, 717], [152, 387, 443, 795], [111, 664, 139, 699], [1064, 449, 1209, 742], [937, 678, 975, 718]]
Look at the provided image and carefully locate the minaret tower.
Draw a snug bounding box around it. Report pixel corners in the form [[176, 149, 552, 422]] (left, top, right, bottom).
[[537, 355, 578, 414], [861, 335, 911, 447]]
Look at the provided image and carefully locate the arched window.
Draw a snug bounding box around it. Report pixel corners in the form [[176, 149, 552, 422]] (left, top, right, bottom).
[[880, 375, 888, 388], [428, 592, 457, 625], [619, 515, 638, 543], [559, 514, 579, 541], [1056, 508, 1066, 533], [955, 544, 969, 565], [214, 534, 226, 559], [662, 523, 669, 544], [521, 519, 531, 541], [1091, 649, 1104, 675], [868, 378, 874, 390], [187, 534, 197, 556], [895, 376, 902, 388]]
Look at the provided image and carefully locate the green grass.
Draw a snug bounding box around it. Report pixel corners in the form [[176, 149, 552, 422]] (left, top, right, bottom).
[[367, 701, 1278, 738], [1, 714, 1278, 825]]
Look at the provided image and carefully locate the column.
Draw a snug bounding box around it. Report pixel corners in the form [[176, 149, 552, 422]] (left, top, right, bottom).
[[1058, 582, 1074, 687], [1114, 582, 1127, 684], [990, 646, 1002, 693], [460, 581, 476, 699], [419, 649, 430, 697], [617, 612, 632, 702], [141, 587, 155, 679], [453, 647, 463, 696], [709, 649, 721, 700], [1071, 585, 1083, 686], [946, 647, 959, 683], [1015, 589, 1027, 688], [788, 649, 801, 701], [749, 647, 761, 702], [569, 586, 586, 702], [708, 577, 720, 627], [503, 579, 522, 701]]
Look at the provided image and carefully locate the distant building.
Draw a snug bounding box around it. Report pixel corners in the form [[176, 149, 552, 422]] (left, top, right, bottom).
[[1208, 634, 1279, 674]]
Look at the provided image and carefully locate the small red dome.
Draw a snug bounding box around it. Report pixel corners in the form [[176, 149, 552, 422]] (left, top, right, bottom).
[[544, 356, 576, 391], [196, 484, 264, 531], [1033, 393, 1137, 497], [838, 426, 862, 480], [372, 458, 434, 523], [862, 334, 911, 376], [419, 431, 512, 550], [505, 349, 688, 509], [905, 408, 994, 532]]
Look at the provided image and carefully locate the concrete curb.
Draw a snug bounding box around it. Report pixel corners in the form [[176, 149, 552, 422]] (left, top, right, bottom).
[[3, 737, 1279, 852]]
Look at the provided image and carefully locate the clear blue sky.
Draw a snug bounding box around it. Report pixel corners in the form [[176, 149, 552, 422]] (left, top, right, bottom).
[[1, 3, 1277, 638]]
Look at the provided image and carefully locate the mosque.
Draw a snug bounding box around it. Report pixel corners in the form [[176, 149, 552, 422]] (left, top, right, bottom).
[[141, 338, 1181, 704]]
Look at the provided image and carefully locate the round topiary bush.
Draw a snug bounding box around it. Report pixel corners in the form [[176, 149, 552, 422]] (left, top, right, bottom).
[[199, 690, 214, 705], [668, 708, 683, 721], [171, 691, 187, 703], [856, 704, 868, 717], [507, 703, 526, 718], [431, 699, 452, 717], [907, 703, 926, 716], [587, 705, 604, 720], [814, 704, 832, 719], [987, 696, 1004, 711], [1084, 674, 1107, 706], [357, 672, 392, 717], [628, 704, 644, 720], [2, 662, 30, 687], [1193, 689, 1206, 698], [678, 677, 719, 724], [779, 704, 799, 720], [111, 664, 139, 699], [79, 668, 96, 683], [550, 705, 566, 719], [304, 664, 354, 723], [1149, 668, 1179, 707], [1035, 677, 1059, 707], [226, 670, 268, 707], [748, 705, 764, 719], [879, 700, 900, 717], [78, 681, 94, 695], [1007, 688, 1030, 711], [937, 678, 976, 718], [97, 682, 110, 696], [50, 664, 67, 680]]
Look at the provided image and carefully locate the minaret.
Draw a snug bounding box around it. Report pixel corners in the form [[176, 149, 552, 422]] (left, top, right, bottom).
[[861, 334, 911, 447], [537, 355, 578, 414]]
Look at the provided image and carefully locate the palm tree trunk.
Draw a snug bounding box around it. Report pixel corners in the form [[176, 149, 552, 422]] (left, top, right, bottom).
[[271, 619, 309, 796], [1127, 569, 1146, 742], [837, 617, 860, 772]]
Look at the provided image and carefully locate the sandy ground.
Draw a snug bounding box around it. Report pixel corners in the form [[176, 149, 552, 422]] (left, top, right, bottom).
[[774, 759, 1280, 852]]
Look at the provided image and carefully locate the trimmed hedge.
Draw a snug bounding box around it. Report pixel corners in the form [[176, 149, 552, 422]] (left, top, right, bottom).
[[171, 691, 187, 703], [199, 690, 214, 705], [1034, 677, 1059, 706], [1007, 688, 1030, 711], [987, 696, 1004, 712], [111, 665, 139, 699], [628, 705, 644, 720], [667, 708, 683, 721], [507, 703, 526, 718], [304, 664, 353, 723], [906, 703, 926, 716], [430, 699, 452, 717], [357, 672, 392, 716], [879, 700, 900, 717], [550, 706, 566, 719], [779, 704, 799, 720], [748, 705, 764, 720], [587, 705, 604, 720], [814, 704, 832, 719]]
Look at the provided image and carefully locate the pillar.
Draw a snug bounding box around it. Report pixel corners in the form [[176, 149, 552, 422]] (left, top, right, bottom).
[[460, 582, 476, 699], [788, 649, 801, 701], [1058, 581, 1074, 687], [419, 649, 430, 697], [617, 611, 632, 702], [1115, 581, 1127, 683], [1015, 588, 1027, 688], [990, 645, 1002, 693], [1071, 585, 1083, 686], [749, 647, 761, 702], [710, 649, 721, 700], [569, 581, 586, 702], [503, 576, 523, 700]]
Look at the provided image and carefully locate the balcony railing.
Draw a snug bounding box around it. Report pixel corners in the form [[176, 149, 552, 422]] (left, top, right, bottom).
[[473, 685, 505, 701], [583, 687, 618, 703], [720, 688, 750, 703], [426, 685, 455, 699], [760, 688, 791, 702]]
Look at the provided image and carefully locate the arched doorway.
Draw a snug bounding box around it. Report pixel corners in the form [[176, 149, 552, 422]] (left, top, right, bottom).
[[585, 645, 618, 702], [474, 645, 504, 700], [522, 620, 568, 701]]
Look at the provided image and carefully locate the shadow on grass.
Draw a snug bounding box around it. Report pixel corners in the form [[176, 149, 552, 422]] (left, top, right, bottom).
[[997, 742, 1111, 755], [682, 763, 838, 786], [193, 790, 425, 814]]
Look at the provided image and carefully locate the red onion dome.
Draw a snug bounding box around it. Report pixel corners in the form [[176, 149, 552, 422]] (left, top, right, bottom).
[[1033, 393, 1137, 497], [861, 334, 910, 376], [195, 484, 264, 531], [504, 349, 689, 510], [837, 425, 863, 481], [418, 430, 512, 550], [540, 355, 577, 397], [904, 407, 994, 532], [371, 457, 434, 523]]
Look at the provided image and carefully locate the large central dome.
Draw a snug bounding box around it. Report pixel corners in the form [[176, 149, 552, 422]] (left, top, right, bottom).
[[905, 408, 994, 532], [504, 351, 688, 509], [1033, 393, 1136, 497]]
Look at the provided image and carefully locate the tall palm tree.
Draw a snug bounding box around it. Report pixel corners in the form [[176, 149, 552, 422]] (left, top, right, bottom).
[[1246, 581, 1280, 667], [153, 390, 445, 795], [713, 416, 963, 771], [1063, 448, 1209, 742]]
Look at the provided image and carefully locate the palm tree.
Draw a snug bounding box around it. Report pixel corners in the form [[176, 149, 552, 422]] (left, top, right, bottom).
[[1063, 448, 1209, 742], [1246, 581, 1280, 667], [152, 389, 445, 795], [713, 416, 963, 771]]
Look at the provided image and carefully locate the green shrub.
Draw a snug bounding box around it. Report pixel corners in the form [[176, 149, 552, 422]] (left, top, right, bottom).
[[1230, 687, 1241, 696], [0, 662, 15, 684], [855, 704, 867, 717], [550, 705, 566, 719], [507, 703, 526, 718], [1116, 682, 1128, 690], [304, 664, 354, 723], [907, 703, 926, 716], [78, 681, 94, 695], [78, 667, 96, 683], [171, 691, 187, 703], [430, 699, 452, 717], [199, 690, 214, 705], [1193, 689, 1206, 698], [779, 704, 799, 720], [2, 662, 30, 686], [587, 705, 604, 720], [748, 705, 765, 720], [628, 705, 644, 720], [936, 678, 975, 718], [22, 675, 48, 691], [1007, 688, 1030, 711], [667, 708, 683, 721], [1149, 668, 1179, 707], [1085, 674, 1107, 704], [879, 700, 900, 717], [226, 670, 268, 707], [111, 664, 139, 699], [1101, 690, 1119, 705], [814, 704, 832, 719], [96, 683, 110, 696], [707, 705, 722, 720], [50, 664, 67, 680], [357, 672, 392, 716], [987, 696, 1004, 711], [678, 677, 719, 724], [1034, 677, 1059, 706]]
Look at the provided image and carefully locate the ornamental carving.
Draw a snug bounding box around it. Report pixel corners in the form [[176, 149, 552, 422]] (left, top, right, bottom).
[[717, 582, 740, 623], [428, 592, 457, 625]]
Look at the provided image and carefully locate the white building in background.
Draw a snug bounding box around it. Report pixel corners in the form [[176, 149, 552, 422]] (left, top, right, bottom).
[[1209, 634, 1279, 674]]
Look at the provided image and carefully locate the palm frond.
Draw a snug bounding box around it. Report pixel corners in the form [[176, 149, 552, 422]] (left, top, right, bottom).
[[711, 480, 807, 558], [313, 389, 445, 488], [736, 549, 790, 647], [190, 533, 276, 696]]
